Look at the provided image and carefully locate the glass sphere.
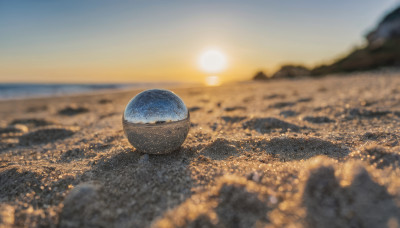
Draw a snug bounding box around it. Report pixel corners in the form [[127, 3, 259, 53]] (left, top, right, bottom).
[[122, 89, 190, 154]]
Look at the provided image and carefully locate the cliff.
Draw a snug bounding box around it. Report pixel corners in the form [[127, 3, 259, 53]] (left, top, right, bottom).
[[312, 5, 400, 76]]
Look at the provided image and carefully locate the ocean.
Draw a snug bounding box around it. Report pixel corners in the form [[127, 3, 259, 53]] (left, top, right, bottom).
[[0, 83, 181, 100]]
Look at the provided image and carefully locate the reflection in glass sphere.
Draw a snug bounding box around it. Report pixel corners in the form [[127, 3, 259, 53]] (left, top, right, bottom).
[[122, 89, 190, 154]]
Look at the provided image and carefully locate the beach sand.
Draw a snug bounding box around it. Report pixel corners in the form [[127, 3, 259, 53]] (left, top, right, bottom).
[[1, 71, 400, 227]]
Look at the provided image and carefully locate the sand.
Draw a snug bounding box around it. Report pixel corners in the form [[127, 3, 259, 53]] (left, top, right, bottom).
[[1, 71, 400, 228]]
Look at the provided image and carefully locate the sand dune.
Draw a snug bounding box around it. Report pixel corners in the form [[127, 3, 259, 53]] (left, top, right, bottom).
[[1, 71, 400, 227]]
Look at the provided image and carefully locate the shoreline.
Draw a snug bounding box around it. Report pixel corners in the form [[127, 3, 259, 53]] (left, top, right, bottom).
[[0, 82, 196, 102]]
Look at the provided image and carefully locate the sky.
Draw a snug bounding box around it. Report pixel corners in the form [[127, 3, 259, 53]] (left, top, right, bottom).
[[0, 0, 399, 84]]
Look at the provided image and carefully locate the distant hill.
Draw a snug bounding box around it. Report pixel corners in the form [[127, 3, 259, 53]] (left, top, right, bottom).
[[311, 5, 400, 76], [252, 71, 269, 80], [272, 65, 310, 78], [252, 65, 310, 81]]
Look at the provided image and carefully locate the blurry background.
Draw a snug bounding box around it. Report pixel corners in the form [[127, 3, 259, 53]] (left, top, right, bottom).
[[0, 0, 399, 85]]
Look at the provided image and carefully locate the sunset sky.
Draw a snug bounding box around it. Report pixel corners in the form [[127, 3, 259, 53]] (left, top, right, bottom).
[[1, 0, 399, 84]]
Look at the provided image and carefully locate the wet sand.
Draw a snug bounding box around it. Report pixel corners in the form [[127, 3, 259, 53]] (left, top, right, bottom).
[[1, 71, 400, 227]]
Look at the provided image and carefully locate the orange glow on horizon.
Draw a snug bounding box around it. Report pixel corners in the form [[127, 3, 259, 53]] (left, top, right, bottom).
[[205, 75, 221, 86]]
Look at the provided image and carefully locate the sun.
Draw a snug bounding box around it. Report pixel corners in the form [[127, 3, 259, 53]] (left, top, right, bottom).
[[198, 49, 227, 73]]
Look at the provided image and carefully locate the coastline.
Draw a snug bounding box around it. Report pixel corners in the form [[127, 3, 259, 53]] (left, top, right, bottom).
[[0, 82, 191, 101]]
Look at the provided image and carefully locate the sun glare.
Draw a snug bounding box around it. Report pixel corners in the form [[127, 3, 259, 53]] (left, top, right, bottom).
[[205, 76, 221, 86], [198, 49, 227, 73]]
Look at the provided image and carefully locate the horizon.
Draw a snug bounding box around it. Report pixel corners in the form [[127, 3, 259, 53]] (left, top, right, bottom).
[[1, 0, 399, 84]]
